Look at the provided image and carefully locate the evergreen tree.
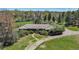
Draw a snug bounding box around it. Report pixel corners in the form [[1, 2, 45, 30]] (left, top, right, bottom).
[[58, 14, 61, 23], [52, 16, 55, 22], [48, 13, 51, 21], [44, 15, 47, 21], [77, 8, 79, 18], [62, 12, 64, 17], [65, 16, 69, 22]]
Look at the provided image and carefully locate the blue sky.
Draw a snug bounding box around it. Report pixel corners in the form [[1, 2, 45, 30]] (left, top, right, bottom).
[[0, 8, 78, 12]]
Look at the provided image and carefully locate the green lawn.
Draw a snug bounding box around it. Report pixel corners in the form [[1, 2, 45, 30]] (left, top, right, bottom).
[[16, 21, 33, 28], [67, 26, 79, 31], [3, 34, 44, 50], [36, 35, 79, 50]]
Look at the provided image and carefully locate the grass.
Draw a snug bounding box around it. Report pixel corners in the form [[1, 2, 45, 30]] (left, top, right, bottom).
[[3, 34, 44, 50], [67, 26, 79, 31], [16, 21, 33, 28], [36, 35, 79, 50]]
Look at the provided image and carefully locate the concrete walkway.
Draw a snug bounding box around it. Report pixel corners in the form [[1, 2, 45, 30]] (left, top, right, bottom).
[[32, 33, 39, 41], [25, 29, 79, 50]]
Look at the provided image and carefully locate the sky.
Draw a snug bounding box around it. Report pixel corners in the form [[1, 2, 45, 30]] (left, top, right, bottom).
[[0, 8, 78, 12]]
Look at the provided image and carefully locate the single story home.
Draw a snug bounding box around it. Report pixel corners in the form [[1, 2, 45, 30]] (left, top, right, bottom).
[[18, 24, 64, 36]]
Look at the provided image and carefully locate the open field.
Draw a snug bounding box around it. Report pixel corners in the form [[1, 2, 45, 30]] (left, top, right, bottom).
[[36, 35, 79, 50]]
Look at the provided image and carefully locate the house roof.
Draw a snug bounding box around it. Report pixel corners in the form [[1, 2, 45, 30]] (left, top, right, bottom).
[[18, 24, 52, 30]]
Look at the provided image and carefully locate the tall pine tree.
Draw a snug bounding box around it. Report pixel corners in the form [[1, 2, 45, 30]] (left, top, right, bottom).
[[48, 13, 51, 21], [58, 14, 61, 23], [52, 16, 55, 22]]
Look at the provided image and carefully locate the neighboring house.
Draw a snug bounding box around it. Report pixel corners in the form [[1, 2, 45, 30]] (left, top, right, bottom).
[[65, 16, 79, 27], [75, 18, 79, 27]]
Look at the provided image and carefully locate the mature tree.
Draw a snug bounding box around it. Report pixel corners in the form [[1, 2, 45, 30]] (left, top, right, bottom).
[[0, 13, 17, 46]]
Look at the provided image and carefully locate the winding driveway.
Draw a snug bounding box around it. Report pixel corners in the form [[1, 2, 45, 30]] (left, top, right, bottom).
[[25, 29, 79, 50]]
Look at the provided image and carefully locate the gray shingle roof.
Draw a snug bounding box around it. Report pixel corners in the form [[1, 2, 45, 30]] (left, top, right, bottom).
[[19, 24, 51, 30]]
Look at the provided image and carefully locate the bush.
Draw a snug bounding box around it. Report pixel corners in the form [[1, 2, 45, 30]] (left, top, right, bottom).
[[18, 30, 34, 37], [55, 25, 65, 32], [48, 24, 65, 35], [29, 30, 34, 34], [18, 30, 29, 37], [50, 24, 65, 32], [39, 30, 48, 36]]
